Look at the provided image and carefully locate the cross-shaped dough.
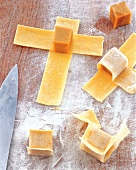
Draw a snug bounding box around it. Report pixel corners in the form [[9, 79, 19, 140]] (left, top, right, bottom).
[[14, 17, 104, 106]]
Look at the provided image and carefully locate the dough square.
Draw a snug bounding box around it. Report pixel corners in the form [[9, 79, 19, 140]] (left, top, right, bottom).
[[84, 127, 112, 152], [29, 129, 53, 149]]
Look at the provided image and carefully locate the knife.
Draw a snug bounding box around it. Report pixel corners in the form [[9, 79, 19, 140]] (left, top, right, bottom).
[[0, 64, 18, 170]]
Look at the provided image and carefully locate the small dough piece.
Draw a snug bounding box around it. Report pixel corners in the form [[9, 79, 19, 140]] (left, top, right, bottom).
[[72, 110, 101, 128], [27, 129, 53, 156], [80, 125, 116, 155], [114, 67, 136, 94], [119, 33, 136, 68], [14, 25, 54, 49], [98, 47, 128, 80], [110, 1, 132, 28], [80, 120, 130, 162], [53, 26, 73, 53], [82, 69, 117, 102]]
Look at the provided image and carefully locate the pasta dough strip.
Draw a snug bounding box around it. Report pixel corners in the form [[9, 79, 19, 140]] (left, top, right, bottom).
[[70, 34, 104, 56], [83, 33, 136, 102], [83, 69, 117, 102], [36, 17, 80, 105], [72, 110, 101, 128], [114, 67, 136, 94], [14, 25, 54, 50], [14, 25, 104, 56], [119, 33, 136, 68], [36, 51, 72, 105]]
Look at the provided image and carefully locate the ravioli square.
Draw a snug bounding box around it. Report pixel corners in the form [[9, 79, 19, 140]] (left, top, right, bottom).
[[29, 129, 53, 149]]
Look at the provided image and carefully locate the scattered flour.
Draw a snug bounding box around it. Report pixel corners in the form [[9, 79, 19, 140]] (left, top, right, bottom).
[[7, 0, 136, 169]]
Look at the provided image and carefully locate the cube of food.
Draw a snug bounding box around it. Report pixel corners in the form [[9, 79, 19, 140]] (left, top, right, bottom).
[[53, 26, 73, 53], [27, 129, 53, 156], [110, 1, 132, 28]]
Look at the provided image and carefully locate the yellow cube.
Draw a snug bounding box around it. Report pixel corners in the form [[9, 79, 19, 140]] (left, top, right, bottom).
[[110, 1, 131, 28], [53, 26, 73, 53]]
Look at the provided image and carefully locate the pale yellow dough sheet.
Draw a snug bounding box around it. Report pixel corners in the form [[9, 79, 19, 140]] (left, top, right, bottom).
[[83, 33, 136, 102], [36, 17, 80, 106], [14, 17, 103, 105], [72, 110, 101, 128], [72, 110, 130, 162], [27, 129, 53, 156], [14, 25, 104, 56], [82, 69, 117, 102], [119, 33, 136, 68], [36, 51, 72, 105], [14, 25, 54, 50], [80, 120, 130, 162], [114, 67, 136, 94], [70, 34, 104, 56]]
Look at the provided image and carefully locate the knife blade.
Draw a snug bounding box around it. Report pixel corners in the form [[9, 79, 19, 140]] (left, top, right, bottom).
[[0, 64, 18, 170]]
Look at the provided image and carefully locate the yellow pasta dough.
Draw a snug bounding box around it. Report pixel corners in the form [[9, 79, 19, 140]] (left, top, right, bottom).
[[14, 25, 54, 50], [14, 17, 104, 106], [55, 16, 80, 34], [114, 67, 136, 94], [72, 110, 130, 162], [36, 17, 80, 105], [80, 120, 130, 162], [83, 33, 136, 102], [80, 126, 116, 155], [119, 33, 136, 68], [83, 69, 117, 102], [27, 129, 53, 156], [36, 51, 72, 105], [70, 34, 104, 56], [14, 25, 104, 56], [72, 110, 101, 128]]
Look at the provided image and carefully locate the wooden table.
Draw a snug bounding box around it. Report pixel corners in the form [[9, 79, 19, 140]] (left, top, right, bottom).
[[0, 0, 135, 169]]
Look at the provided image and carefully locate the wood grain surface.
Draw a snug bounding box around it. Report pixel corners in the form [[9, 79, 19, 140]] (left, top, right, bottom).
[[0, 0, 136, 170]]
